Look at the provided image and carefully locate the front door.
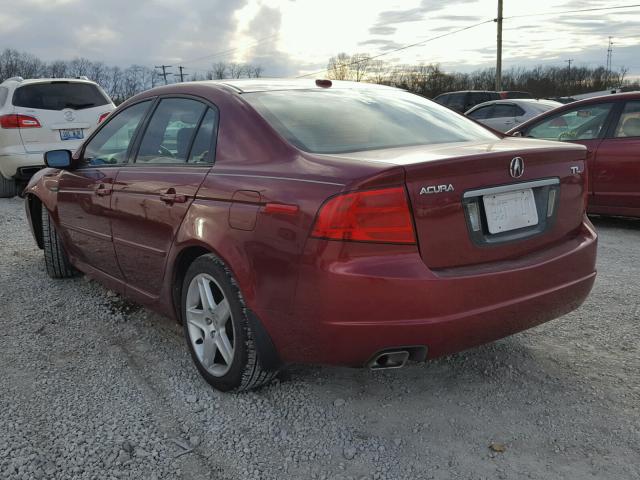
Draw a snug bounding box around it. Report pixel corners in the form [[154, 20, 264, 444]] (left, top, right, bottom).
[[56, 100, 152, 279], [111, 98, 218, 296], [592, 99, 640, 212]]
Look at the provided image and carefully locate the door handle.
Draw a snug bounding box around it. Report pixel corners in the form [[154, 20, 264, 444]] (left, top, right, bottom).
[[95, 184, 112, 196], [160, 188, 187, 205]]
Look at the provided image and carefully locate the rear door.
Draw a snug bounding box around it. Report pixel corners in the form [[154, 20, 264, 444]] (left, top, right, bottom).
[[111, 97, 218, 296], [56, 99, 152, 279], [12, 81, 113, 154], [591, 99, 640, 212]]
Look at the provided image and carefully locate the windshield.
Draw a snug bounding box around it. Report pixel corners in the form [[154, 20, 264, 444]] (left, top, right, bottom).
[[244, 88, 498, 154], [13, 82, 110, 111]]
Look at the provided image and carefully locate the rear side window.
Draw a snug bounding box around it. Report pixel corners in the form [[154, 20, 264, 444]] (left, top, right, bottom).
[[0, 87, 8, 107], [12, 82, 110, 111], [245, 89, 497, 154], [492, 104, 516, 118], [189, 109, 217, 163], [135, 98, 207, 164], [447, 93, 466, 111]]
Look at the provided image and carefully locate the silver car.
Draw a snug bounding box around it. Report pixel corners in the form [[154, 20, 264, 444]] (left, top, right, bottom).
[[465, 99, 562, 132]]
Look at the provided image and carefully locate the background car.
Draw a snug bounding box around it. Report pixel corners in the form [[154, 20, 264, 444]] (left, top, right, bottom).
[[508, 92, 640, 218], [465, 99, 562, 132], [25, 79, 596, 392], [433, 90, 501, 112], [0, 76, 115, 197]]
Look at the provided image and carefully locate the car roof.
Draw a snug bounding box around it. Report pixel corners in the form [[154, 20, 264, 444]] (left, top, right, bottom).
[[0, 77, 98, 87], [194, 78, 397, 93], [556, 90, 640, 106], [466, 98, 561, 112]]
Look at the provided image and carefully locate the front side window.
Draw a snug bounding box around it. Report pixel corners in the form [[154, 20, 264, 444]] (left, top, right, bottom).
[[614, 101, 640, 138], [527, 103, 613, 141], [135, 98, 207, 164], [82, 100, 151, 166], [468, 105, 493, 120], [13, 82, 110, 110], [245, 89, 497, 154]]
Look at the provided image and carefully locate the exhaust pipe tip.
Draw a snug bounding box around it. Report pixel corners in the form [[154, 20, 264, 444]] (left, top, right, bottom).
[[366, 346, 428, 370], [368, 350, 410, 370]]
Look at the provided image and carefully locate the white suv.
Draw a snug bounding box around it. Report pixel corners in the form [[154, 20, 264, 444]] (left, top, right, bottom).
[[0, 77, 115, 197]]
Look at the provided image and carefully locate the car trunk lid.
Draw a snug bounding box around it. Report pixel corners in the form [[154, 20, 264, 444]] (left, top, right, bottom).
[[335, 138, 588, 269]]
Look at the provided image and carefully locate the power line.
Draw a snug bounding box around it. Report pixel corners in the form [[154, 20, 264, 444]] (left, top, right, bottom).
[[504, 3, 640, 20], [297, 19, 495, 78], [180, 33, 281, 66]]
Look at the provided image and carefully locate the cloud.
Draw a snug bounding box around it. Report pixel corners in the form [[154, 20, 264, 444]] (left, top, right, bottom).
[[0, 0, 250, 67], [358, 39, 404, 52]]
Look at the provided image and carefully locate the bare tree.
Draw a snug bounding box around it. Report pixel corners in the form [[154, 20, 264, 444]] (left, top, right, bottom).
[[211, 62, 227, 79], [327, 53, 351, 80]]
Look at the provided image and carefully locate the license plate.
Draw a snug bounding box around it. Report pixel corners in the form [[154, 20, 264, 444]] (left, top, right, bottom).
[[59, 128, 83, 141], [483, 188, 538, 234]]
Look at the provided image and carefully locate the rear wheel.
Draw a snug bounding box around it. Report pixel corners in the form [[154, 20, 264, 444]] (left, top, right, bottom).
[[0, 173, 16, 198], [182, 254, 276, 392], [42, 208, 76, 278]]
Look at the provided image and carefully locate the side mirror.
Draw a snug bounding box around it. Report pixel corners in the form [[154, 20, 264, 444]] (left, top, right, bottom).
[[44, 150, 72, 169], [511, 131, 523, 137]]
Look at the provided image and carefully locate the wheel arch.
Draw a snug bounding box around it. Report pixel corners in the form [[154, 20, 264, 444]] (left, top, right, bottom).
[[25, 193, 44, 249], [169, 241, 282, 372]]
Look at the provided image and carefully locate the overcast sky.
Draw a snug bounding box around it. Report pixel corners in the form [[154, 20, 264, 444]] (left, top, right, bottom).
[[2, 0, 639, 78]]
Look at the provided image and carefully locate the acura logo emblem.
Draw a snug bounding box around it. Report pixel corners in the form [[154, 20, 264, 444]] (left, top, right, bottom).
[[510, 157, 524, 178]]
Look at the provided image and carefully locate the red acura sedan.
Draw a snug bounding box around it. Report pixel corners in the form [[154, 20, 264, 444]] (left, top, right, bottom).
[[508, 92, 640, 218], [24, 79, 597, 391]]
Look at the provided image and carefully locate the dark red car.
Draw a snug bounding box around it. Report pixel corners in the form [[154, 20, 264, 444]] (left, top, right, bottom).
[[508, 92, 640, 218], [24, 79, 597, 391]]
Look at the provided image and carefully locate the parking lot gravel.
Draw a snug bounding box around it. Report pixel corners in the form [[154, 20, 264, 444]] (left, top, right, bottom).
[[1, 196, 639, 480]]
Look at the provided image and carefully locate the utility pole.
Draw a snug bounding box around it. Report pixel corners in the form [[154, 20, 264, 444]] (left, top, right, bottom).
[[175, 66, 188, 83], [495, 0, 503, 91], [606, 37, 614, 87], [566, 59, 573, 95], [154, 65, 172, 85]]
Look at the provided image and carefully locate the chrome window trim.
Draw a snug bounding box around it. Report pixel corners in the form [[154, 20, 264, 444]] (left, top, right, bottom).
[[463, 178, 560, 199]]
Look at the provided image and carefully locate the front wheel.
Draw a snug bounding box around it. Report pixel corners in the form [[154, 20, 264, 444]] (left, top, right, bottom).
[[182, 254, 276, 392], [42, 208, 76, 278]]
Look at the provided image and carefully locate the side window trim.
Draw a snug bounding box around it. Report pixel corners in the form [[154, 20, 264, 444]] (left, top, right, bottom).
[[184, 107, 209, 163], [126, 94, 220, 167], [604, 101, 628, 139]]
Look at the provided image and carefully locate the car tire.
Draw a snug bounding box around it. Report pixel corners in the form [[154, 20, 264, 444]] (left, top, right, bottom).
[[42, 207, 77, 278], [0, 173, 16, 198], [182, 254, 277, 392]]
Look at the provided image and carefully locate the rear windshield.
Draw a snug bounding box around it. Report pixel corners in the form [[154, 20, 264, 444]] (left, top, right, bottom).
[[12, 82, 110, 111], [244, 89, 498, 154]]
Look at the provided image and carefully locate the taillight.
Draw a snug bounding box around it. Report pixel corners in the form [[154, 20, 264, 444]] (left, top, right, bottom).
[[311, 186, 416, 244], [0, 114, 41, 129], [98, 112, 111, 123]]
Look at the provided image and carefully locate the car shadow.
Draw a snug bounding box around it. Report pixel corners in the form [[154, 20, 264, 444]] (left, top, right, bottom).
[[589, 214, 640, 230]]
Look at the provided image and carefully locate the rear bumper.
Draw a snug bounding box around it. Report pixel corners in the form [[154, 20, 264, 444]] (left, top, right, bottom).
[[268, 217, 597, 366], [0, 152, 44, 179]]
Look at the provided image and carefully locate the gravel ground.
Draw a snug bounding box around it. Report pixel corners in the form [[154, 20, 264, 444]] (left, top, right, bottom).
[[1, 196, 639, 480]]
